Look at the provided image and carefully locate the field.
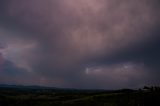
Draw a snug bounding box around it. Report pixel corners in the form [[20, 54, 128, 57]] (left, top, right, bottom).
[[0, 86, 160, 106]]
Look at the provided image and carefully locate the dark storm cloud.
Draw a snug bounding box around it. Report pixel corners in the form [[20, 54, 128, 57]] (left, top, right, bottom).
[[0, 0, 160, 89], [0, 53, 28, 84]]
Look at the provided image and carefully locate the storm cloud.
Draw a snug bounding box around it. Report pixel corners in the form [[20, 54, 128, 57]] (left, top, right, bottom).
[[0, 0, 160, 89]]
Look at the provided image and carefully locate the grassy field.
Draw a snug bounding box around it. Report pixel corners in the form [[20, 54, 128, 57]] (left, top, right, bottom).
[[0, 86, 160, 106]]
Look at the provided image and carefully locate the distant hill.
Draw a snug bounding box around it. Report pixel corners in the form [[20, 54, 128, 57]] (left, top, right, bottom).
[[0, 84, 112, 93], [0, 84, 58, 90]]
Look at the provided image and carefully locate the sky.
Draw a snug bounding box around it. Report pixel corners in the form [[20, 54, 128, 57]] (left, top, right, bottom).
[[0, 0, 160, 89]]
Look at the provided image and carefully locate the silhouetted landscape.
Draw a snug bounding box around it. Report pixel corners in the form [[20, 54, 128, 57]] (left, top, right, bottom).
[[0, 85, 160, 106]]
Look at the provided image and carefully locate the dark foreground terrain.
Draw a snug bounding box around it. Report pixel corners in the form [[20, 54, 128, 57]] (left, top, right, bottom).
[[0, 85, 160, 106]]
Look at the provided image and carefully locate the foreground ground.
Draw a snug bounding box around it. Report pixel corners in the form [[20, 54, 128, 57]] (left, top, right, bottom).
[[0, 86, 160, 106]]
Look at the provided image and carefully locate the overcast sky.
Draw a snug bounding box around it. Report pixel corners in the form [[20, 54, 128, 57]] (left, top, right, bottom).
[[0, 0, 160, 89]]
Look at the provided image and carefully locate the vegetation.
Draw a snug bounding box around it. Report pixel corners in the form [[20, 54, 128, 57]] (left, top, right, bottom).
[[0, 86, 160, 106]]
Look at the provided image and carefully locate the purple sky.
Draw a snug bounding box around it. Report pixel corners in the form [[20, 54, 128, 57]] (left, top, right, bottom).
[[0, 0, 160, 89]]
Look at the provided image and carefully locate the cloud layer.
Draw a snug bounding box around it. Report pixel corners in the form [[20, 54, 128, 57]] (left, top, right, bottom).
[[0, 0, 160, 89]]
